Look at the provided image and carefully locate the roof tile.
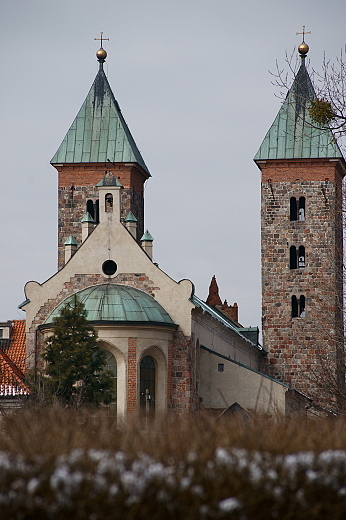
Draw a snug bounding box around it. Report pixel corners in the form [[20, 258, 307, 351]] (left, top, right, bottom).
[[0, 320, 29, 395]]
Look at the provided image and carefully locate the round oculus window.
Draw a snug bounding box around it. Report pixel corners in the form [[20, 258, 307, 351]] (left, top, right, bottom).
[[102, 260, 117, 276]]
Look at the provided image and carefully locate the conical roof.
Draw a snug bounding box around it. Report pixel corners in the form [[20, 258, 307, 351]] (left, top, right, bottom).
[[140, 230, 154, 241], [254, 59, 343, 161], [51, 67, 150, 175]]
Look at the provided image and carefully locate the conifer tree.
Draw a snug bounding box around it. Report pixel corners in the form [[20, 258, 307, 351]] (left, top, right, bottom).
[[43, 298, 116, 407]]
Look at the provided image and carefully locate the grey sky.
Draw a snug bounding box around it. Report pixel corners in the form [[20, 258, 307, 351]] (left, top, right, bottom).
[[1, 0, 345, 331]]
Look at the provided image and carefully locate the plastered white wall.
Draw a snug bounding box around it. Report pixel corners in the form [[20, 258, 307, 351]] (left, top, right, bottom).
[[199, 348, 287, 415]]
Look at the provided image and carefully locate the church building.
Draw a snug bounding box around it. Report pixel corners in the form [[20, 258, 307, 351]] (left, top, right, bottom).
[[1, 36, 343, 417]]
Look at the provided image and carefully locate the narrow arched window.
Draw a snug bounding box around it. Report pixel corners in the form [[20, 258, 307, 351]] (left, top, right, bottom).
[[95, 200, 100, 224], [105, 193, 113, 212], [103, 350, 117, 380], [290, 246, 297, 269], [299, 295, 306, 317], [290, 197, 297, 221], [292, 295, 306, 318], [292, 295, 298, 318], [102, 350, 117, 415], [298, 197, 305, 221], [298, 246, 305, 268], [86, 199, 94, 219], [140, 355, 155, 409], [290, 196, 306, 221]]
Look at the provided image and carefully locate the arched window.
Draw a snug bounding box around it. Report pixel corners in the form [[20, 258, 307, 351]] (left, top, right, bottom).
[[102, 350, 117, 414], [290, 197, 297, 221], [95, 200, 100, 224], [290, 196, 306, 221], [299, 295, 306, 317], [290, 246, 297, 269], [140, 355, 155, 409], [290, 245, 305, 269], [292, 295, 305, 318], [86, 199, 100, 224], [105, 193, 113, 212], [291, 295, 298, 318], [298, 197, 305, 221], [103, 350, 117, 379], [86, 199, 94, 219], [298, 246, 305, 268]]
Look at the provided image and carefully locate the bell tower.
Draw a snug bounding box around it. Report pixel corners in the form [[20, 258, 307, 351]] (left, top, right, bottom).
[[254, 39, 345, 408], [51, 41, 150, 269]]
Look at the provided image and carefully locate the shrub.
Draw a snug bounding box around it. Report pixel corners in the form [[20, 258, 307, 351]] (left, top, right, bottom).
[[0, 408, 346, 519]]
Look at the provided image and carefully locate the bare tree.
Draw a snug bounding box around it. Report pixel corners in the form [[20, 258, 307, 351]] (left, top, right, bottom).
[[271, 46, 346, 151]]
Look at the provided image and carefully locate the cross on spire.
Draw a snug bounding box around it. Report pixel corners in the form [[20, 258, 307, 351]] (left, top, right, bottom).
[[296, 26, 311, 42], [94, 32, 109, 48]]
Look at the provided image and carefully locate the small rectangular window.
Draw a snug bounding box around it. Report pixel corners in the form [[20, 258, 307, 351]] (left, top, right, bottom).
[[218, 363, 224, 372]]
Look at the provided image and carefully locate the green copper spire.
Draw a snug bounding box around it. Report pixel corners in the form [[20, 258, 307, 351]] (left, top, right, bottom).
[[80, 212, 95, 224], [124, 211, 137, 222], [254, 48, 343, 161], [64, 235, 78, 246], [51, 49, 150, 175], [141, 230, 154, 242]]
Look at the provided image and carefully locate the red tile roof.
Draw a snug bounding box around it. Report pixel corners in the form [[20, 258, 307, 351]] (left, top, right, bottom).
[[0, 320, 29, 396]]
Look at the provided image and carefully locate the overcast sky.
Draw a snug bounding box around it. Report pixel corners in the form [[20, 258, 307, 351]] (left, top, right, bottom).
[[1, 0, 345, 332]]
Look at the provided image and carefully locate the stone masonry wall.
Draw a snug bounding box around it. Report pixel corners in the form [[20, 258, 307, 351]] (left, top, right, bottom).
[[260, 159, 344, 406], [167, 331, 198, 413]]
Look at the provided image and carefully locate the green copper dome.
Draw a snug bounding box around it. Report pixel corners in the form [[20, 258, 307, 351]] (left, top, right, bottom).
[[45, 284, 175, 326]]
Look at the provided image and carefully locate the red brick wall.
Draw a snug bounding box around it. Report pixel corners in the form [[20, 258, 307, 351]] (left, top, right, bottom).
[[258, 158, 345, 406], [127, 338, 137, 415]]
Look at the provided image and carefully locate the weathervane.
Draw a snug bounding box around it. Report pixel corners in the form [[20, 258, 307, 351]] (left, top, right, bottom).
[[94, 32, 109, 48]]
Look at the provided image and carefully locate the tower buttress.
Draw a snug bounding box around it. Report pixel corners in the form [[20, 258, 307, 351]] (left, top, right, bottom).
[[254, 41, 345, 408]]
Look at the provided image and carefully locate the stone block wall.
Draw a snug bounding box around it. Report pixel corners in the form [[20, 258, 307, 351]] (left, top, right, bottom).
[[167, 331, 198, 413], [259, 159, 344, 406]]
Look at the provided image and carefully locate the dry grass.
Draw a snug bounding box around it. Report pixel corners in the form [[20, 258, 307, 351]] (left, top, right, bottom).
[[1, 406, 346, 519]]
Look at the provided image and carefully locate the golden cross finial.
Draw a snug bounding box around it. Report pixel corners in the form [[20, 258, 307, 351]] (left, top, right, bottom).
[[94, 32, 109, 48], [296, 26, 311, 42]]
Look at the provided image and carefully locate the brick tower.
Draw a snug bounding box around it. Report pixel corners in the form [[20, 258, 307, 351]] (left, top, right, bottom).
[[254, 40, 345, 408], [51, 44, 150, 269]]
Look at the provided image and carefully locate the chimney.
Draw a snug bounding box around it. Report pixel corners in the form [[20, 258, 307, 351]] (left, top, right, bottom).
[[221, 300, 239, 324]]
